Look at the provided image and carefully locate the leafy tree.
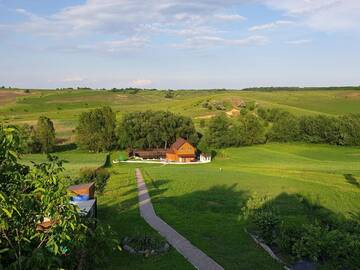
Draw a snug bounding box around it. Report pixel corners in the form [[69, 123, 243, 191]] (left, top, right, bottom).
[[36, 116, 56, 153], [117, 111, 198, 149], [339, 114, 360, 146], [77, 106, 116, 152], [201, 114, 233, 148], [268, 113, 301, 142], [299, 115, 341, 144], [0, 126, 86, 269], [234, 114, 265, 145]]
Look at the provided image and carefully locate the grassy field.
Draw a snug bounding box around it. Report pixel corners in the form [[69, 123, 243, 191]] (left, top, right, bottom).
[[97, 143, 360, 269], [1, 88, 360, 141], [21, 150, 107, 177], [3, 88, 360, 269]]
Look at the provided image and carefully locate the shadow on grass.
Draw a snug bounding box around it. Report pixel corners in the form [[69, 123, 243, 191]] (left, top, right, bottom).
[[53, 143, 77, 152], [344, 173, 360, 188], [98, 169, 360, 270], [247, 192, 360, 268]]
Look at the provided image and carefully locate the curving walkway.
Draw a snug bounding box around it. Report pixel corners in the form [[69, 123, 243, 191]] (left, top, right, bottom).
[[135, 168, 224, 270]]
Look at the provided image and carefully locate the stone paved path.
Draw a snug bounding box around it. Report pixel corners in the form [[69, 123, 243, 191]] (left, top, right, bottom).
[[135, 168, 224, 270]]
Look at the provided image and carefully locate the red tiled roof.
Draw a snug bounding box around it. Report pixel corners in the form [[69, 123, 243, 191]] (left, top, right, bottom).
[[170, 138, 188, 151]]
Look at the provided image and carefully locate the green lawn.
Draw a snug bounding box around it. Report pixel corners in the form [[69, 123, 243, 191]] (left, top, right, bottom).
[[98, 143, 360, 269], [22, 150, 107, 177], [3, 88, 360, 269]]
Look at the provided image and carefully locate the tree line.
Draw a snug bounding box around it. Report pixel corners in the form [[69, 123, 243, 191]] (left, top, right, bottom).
[[201, 108, 360, 150], [13, 106, 360, 154]]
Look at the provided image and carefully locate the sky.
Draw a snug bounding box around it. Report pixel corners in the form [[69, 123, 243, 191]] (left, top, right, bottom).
[[0, 0, 359, 89]]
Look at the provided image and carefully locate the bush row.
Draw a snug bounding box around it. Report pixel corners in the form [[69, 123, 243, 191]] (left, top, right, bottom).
[[75, 167, 110, 193], [245, 198, 360, 269]]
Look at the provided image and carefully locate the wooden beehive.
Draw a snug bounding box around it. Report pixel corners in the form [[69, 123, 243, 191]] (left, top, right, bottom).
[[68, 182, 95, 199], [36, 217, 56, 232]]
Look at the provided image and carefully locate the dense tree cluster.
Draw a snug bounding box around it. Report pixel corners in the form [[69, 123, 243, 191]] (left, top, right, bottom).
[[117, 111, 199, 149], [199, 108, 360, 149], [15, 116, 56, 154], [200, 113, 265, 149], [264, 110, 360, 146], [76, 106, 116, 152]]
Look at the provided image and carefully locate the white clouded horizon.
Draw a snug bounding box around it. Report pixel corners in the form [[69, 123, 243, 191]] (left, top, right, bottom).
[[1, 0, 359, 89], [262, 0, 360, 31]]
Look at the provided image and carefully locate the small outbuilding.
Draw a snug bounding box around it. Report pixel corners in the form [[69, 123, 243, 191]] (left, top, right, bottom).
[[200, 153, 212, 162]]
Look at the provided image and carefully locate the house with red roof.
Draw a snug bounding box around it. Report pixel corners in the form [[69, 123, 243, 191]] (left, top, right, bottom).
[[166, 138, 196, 163]]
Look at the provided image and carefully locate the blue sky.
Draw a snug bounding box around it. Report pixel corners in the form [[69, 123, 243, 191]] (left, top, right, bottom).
[[0, 0, 359, 89]]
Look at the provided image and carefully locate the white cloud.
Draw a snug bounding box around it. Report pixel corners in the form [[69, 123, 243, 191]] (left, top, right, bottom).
[[286, 39, 312, 45], [214, 14, 246, 21], [131, 79, 153, 87], [173, 35, 269, 49], [11, 1, 246, 37], [262, 0, 360, 31], [249, 20, 293, 31]]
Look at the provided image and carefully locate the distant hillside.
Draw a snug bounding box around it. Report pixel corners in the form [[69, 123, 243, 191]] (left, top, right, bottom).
[[1, 87, 360, 143]]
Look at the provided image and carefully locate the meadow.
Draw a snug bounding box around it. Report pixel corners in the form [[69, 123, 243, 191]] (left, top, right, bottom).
[[2, 88, 360, 269], [1, 88, 360, 141], [21, 150, 107, 177], [97, 143, 360, 269]]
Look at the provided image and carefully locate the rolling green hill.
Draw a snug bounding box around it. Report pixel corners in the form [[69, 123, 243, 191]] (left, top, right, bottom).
[[1, 88, 360, 142]]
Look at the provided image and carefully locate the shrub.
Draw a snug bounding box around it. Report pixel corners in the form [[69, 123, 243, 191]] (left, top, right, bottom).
[[95, 168, 110, 193], [248, 101, 256, 111], [79, 167, 97, 182], [292, 223, 325, 262], [257, 108, 268, 119], [250, 209, 281, 244], [80, 222, 120, 269], [78, 167, 110, 193], [243, 195, 281, 244], [240, 108, 248, 116], [164, 90, 175, 98], [276, 223, 304, 254]]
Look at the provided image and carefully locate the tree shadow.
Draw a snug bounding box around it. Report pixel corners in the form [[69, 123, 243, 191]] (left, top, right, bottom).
[[98, 169, 360, 270], [344, 174, 360, 188], [249, 192, 360, 268], [53, 143, 77, 152]]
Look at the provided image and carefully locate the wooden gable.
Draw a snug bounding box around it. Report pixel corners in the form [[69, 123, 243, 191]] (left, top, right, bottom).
[[176, 142, 196, 155]]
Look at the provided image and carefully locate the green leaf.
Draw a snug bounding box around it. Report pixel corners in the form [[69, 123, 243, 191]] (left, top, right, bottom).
[[1, 208, 12, 218], [12, 206, 20, 216], [0, 248, 9, 254]]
